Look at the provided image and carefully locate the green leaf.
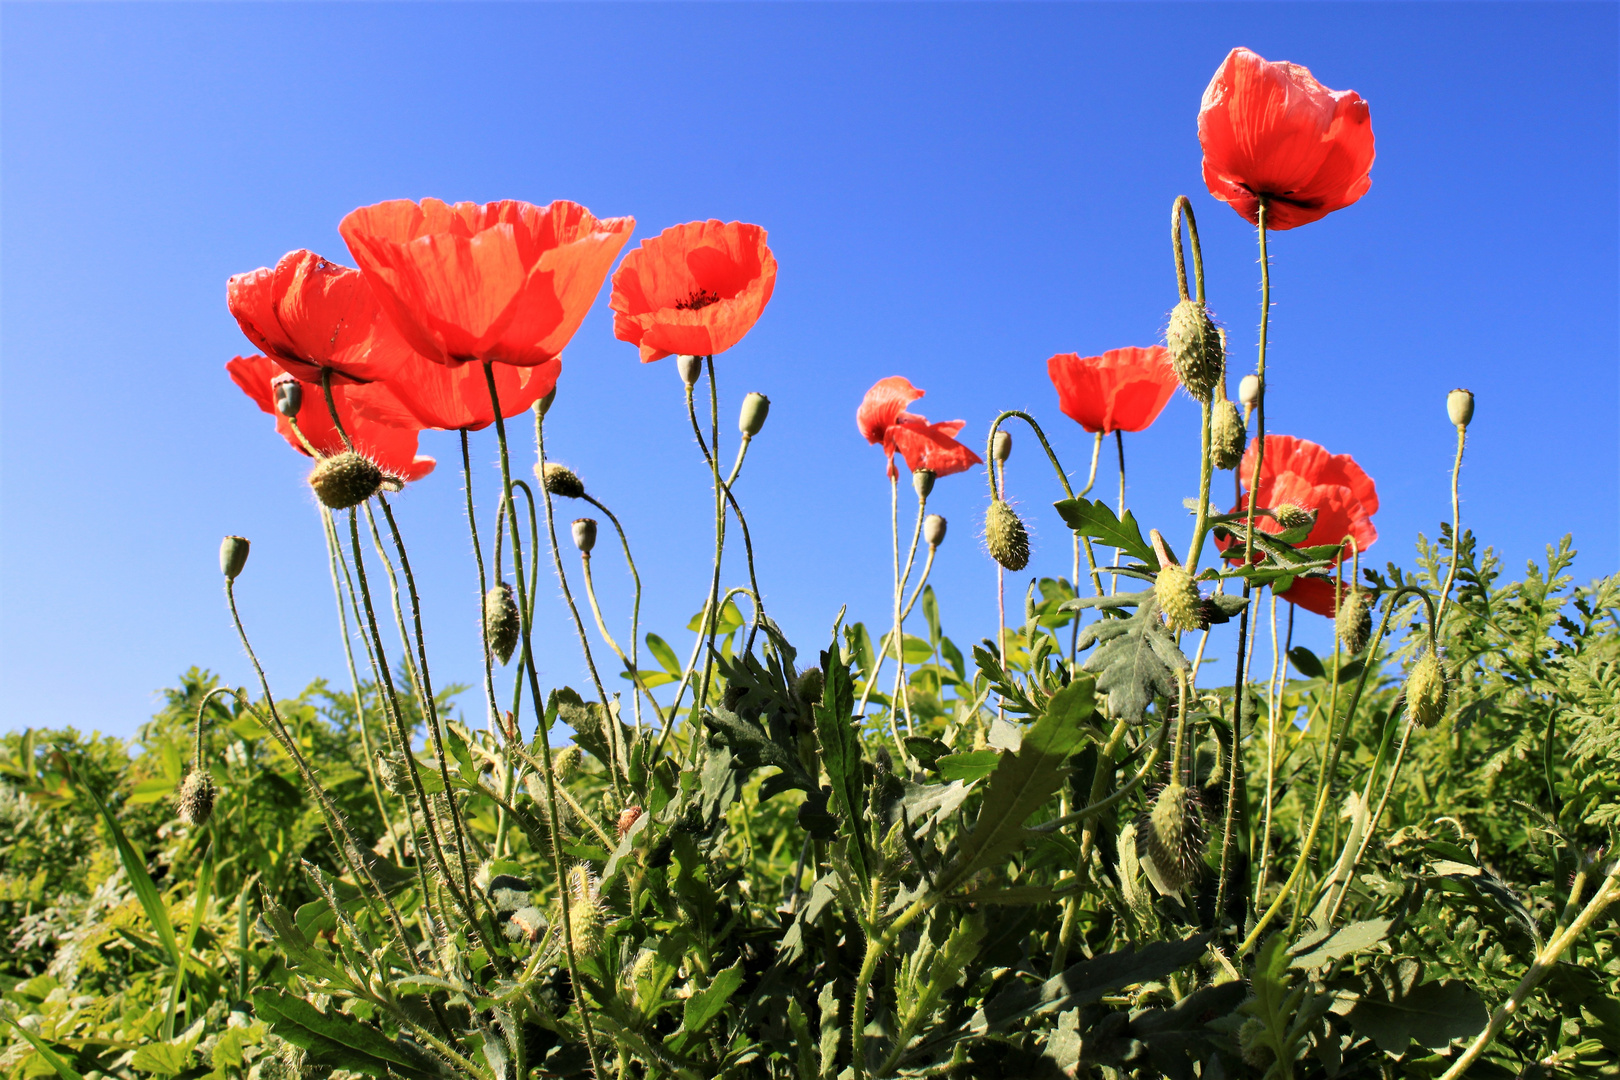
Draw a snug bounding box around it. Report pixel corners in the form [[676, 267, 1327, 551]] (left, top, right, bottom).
[[130, 1037, 198, 1076], [1289, 647, 1326, 680], [1053, 497, 1158, 569], [936, 750, 1001, 783], [1078, 603, 1188, 723], [813, 645, 868, 886], [76, 776, 180, 967], [923, 585, 942, 649], [0, 1013, 84, 1080], [682, 960, 744, 1036], [686, 597, 744, 635], [251, 988, 432, 1077], [1291, 918, 1392, 969], [646, 633, 682, 675], [938, 678, 1094, 893], [970, 933, 1208, 1034], [1334, 963, 1487, 1054], [127, 777, 178, 805], [901, 634, 935, 664]]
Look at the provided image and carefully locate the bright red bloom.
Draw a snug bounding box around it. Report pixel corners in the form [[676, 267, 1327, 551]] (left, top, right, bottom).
[[227, 250, 417, 384], [226, 355, 435, 481], [1047, 347, 1179, 434], [1276, 575, 1351, 618], [610, 220, 777, 363], [856, 376, 982, 480], [339, 199, 634, 367], [1199, 47, 1375, 230], [348, 354, 560, 433]]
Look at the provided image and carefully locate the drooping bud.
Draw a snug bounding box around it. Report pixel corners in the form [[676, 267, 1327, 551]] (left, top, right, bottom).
[[552, 745, 582, 781], [675, 355, 703, 385], [572, 518, 598, 554], [1273, 503, 1314, 531], [992, 430, 1012, 463], [220, 536, 251, 580], [272, 375, 302, 418], [483, 583, 520, 665], [1142, 782, 1204, 892], [1447, 388, 1475, 429], [176, 769, 216, 826], [1238, 373, 1262, 409], [1405, 649, 1448, 729], [912, 469, 936, 499], [308, 451, 385, 509], [1336, 587, 1374, 654], [1154, 564, 1203, 633], [1165, 299, 1224, 403], [984, 500, 1029, 571], [924, 513, 948, 548], [793, 667, 824, 704], [565, 865, 605, 954], [540, 462, 585, 499], [739, 392, 770, 436], [616, 806, 644, 839], [1209, 399, 1245, 470]]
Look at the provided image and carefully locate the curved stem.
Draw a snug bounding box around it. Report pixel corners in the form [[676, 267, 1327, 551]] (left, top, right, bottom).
[[1436, 422, 1468, 630], [579, 550, 666, 732], [319, 368, 354, 451], [1171, 195, 1207, 304], [583, 492, 652, 736], [985, 410, 1076, 501], [284, 415, 321, 459]]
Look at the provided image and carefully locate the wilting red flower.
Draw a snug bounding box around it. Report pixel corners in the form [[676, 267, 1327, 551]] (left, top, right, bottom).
[[339, 199, 634, 367], [348, 354, 560, 433], [1199, 47, 1375, 231], [1047, 347, 1179, 434], [226, 355, 435, 481], [610, 220, 777, 363], [856, 376, 982, 480], [227, 250, 417, 384], [1218, 434, 1377, 612]]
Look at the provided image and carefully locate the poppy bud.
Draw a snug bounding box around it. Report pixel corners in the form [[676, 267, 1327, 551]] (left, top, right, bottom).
[[912, 469, 936, 499], [1238, 1018, 1274, 1068], [1273, 503, 1314, 531], [1141, 782, 1204, 892], [924, 513, 948, 548], [1165, 299, 1224, 403], [1336, 587, 1373, 654], [616, 806, 644, 839], [1447, 388, 1475, 429], [552, 745, 582, 781], [675, 355, 703, 385], [1405, 649, 1448, 728], [1238, 373, 1262, 409], [220, 536, 251, 580], [1154, 564, 1203, 633], [538, 387, 557, 416], [738, 392, 770, 436], [572, 518, 598, 554], [540, 462, 586, 499], [984, 499, 1029, 571], [1209, 399, 1245, 470], [794, 667, 824, 704], [483, 583, 520, 665], [308, 451, 385, 509], [566, 865, 605, 954], [272, 376, 302, 419], [176, 769, 216, 826], [992, 430, 1012, 463]]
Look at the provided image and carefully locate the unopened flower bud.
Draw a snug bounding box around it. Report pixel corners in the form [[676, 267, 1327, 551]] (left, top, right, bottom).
[[540, 462, 585, 499], [738, 392, 770, 436], [675, 355, 703, 385], [924, 513, 948, 548], [912, 469, 936, 499], [1336, 587, 1373, 654], [483, 582, 520, 665], [793, 667, 824, 704], [1238, 373, 1262, 409], [1273, 503, 1313, 531], [984, 500, 1029, 571], [538, 386, 557, 416], [272, 375, 302, 418], [308, 451, 385, 509], [1447, 388, 1474, 429], [1142, 782, 1204, 892], [552, 745, 582, 781], [1165, 300, 1224, 403], [572, 518, 597, 554], [1209, 399, 1245, 470], [1154, 564, 1203, 633], [177, 769, 216, 826], [220, 536, 250, 580], [1405, 649, 1448, 729], [992, 430, 1012, 463]]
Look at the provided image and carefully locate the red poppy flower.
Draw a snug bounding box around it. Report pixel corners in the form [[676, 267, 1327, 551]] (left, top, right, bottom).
[[856, 376, 982, 480], [1275, 575, 1351, 618], [339, 199, 634, 367], [610, 220, 777, 363], [227, 250, 417, 384], [226, 354, 435, 481], [348, 354, 560, 433], [1198, 47, 1375, 231], [1047, 347, 1179, 434]]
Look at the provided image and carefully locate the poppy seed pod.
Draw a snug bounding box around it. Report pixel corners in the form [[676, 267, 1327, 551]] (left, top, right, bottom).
[[1210, 399, 1246, 470], [1142, 782, 1204, 892], [912, 469, 936, 499], [1336, 587, 1374, 654], [572, 518, 598, 554], [540, 462, 585, 499], [1447, 388, 1475, 429], [308, 451, 386, 509], [924, 513, 948, 548], [272, 376, 302, 419], [1238, 373, 1262, 409], [992, 430, 1012, 463], [984, 500, 1029, 571], [1165, 300, 1224, 403], [738, 392, 770, 436], [1405, 649, 1448, 728], [483, 583, 520, 665], [675, 355, 703, 385], [177, 769, 216, 826], [220, 536, 251, 580], [1273, 503, 1314, 530], [793, 667, 824, 704], [1155, 564, 1203, 633]]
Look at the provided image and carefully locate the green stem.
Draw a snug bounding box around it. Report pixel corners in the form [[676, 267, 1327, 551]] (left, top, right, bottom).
[[1436, 422, 1468, 629], [1240, 198, 1270, 579], [583, 492, 653, 735], [319, 367, 354, 451], [462, 431, 502, 736]]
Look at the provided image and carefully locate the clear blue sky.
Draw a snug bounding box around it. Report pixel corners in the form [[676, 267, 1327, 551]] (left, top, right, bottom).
[[3, 3, 1615, 740]]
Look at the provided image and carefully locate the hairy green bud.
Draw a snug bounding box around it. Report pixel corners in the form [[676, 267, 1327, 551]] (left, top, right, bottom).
[[552, 745, 582, 781], [220, 536, 250, 580], [793, 667, 824, 705], [1142, 782, 1204, 892], [308, 451, 385, 510], [1210, 398, 1245, 470], [1405, 649, 1448, 728], [1166, 299, 1224, 403], [540, 462, 585, 499], [1273, 503, 1314, 531], [1336, 587, 1374, 654], [177, 769, 216, 826], [483, 582, 520, 665], [1155, 564, 1203, 633], [984, 499, 1030, 571]]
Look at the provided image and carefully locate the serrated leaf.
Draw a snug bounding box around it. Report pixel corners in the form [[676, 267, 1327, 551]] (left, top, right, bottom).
[[130, 1037, 198, 1076], [682, 960, 744, 1036], [251, 988, 433, 1076], [1335, 973, 1487, 1054], [1078, 604, 1187, 723], [1053, 498, 1158, 569], [1291, 918, 1392, 969], [937, 750, 1001, 783], [813, 645, 867, 886]]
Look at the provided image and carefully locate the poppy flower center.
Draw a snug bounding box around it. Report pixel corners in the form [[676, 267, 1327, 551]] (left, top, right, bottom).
[[674, 288, 722, 312]]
